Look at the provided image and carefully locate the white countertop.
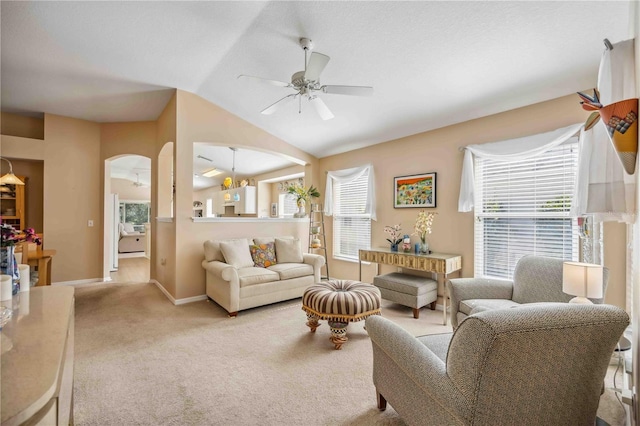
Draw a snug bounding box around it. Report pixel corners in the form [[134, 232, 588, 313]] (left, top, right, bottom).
[[1, 286, 74, 424], [192, 217, 308, 223]]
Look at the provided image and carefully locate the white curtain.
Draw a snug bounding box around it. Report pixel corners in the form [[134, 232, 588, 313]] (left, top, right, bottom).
[[571, 38, 636, 223], [458, 123, 583, 212], [324, 164, 377, 220]]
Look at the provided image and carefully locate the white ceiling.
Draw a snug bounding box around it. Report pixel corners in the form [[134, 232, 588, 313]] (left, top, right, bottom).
[[1, 1, 633, 158]]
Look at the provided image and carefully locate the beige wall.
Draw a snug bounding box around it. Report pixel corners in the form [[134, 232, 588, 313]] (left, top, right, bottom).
[[0, 112, 44, 139], [2, 114, 103, 283], [171, 90, 319, 299], [318, 93, 627, 309], [154, 93, 178, 293]]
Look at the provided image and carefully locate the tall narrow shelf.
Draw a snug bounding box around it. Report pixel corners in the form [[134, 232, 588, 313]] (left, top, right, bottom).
[[309, 203, 329, 280], [0, 175, 26, 230]]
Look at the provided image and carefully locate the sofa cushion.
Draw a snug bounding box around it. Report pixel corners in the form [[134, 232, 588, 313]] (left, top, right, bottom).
[[249, 243, 277, 268], [459, 299, 521, 316], [253, 236, 294, 246], [275, 238, 303, 263], [219, 239, 254, 268], [267, 263, 313, 280], [204, 238, 247, 263], [237, 267, 280, 287]]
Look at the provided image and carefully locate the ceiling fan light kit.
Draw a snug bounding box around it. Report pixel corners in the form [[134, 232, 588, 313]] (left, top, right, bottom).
[[239, 37, 373, 120]]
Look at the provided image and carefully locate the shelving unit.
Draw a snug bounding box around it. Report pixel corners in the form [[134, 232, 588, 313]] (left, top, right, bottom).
[[0, 175, 26, 230], [309, 203, 329, 280]]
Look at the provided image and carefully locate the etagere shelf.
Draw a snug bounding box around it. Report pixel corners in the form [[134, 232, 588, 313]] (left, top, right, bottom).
[[309, 203, 329, 280]]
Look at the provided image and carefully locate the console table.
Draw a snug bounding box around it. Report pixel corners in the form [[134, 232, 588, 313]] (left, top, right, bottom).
[[359, 248, 462, 325]]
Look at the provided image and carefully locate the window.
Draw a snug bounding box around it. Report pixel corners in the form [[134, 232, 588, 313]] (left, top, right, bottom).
[[278, 193, 297, 218], [119, 201, 150, 231], [332, 169, 371, 260], [474, 141, 579, 279]]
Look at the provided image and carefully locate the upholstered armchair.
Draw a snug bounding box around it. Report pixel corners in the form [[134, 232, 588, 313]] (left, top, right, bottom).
[[365, 303, 629, 425], [447, 255, 608, 329]]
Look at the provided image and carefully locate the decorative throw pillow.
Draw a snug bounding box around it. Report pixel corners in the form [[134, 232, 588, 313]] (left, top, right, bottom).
[[249, 243, 277, 268], [275, 238, 303, 263], [219, 239, 254, 269]]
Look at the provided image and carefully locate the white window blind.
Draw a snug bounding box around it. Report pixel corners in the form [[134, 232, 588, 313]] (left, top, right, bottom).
[[278, 193, 297, 218], [474, 141, 579, 279], [333, 170, 371, 260]]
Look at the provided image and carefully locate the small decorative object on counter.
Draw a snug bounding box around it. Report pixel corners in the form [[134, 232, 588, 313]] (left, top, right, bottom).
[[384, 224, 402, 252], [311, 237, 321, 248], [1, 223, 42, 294], [402, 235, 411, 253], [311, 226, 320, 235]]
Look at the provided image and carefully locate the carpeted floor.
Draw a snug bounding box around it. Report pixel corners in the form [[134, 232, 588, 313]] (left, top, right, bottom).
[[72, 281, 627, 425]]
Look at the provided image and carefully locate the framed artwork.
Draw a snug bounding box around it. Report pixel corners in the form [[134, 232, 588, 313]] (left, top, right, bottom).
[[271, 202, 278, 217], [394, 172, 436, 208]]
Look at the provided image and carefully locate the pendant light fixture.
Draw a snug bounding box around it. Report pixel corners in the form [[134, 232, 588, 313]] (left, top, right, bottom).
[[0, 157, 25, 185], [224, 148, 241, 202]]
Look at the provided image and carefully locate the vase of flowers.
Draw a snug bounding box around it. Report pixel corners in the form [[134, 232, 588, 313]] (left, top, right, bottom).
[[287, 184, 320, 218], [1, 224, 42, 294], [384, 224, 402, 252], [412, 210, 436, 254]]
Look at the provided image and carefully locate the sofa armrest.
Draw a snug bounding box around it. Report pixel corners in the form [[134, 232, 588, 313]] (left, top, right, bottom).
[[201, 260, 239, 282], [365, 316, 471, 423], [447, 278, 514, 329], [303, 253, 326, 282]]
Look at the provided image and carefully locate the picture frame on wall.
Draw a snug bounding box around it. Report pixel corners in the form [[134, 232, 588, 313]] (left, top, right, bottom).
[[394, 172, 436, 208], [271, 202, 278, 217]]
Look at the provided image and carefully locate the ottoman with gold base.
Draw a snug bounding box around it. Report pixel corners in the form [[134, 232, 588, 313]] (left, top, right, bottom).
[[302, 279, 381, 350]]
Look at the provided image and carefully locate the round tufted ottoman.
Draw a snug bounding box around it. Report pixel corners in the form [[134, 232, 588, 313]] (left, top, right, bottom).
[[302, 279, 381, 350]]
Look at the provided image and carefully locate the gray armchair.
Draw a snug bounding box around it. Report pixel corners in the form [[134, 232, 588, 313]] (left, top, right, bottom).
[[447, 255, 608, 329], [366, 303, 629, 425]]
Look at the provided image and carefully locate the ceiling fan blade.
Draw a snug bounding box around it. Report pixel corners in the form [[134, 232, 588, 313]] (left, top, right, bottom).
[[309, 96, 334, 121], [304, 52, 330, 82], [321, 85, 374, 97], [261, 94, 297, 115], [238, 74, 292, 88]]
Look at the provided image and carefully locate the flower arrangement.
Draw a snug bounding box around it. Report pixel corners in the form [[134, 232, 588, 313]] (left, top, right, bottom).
[[287, 184, 320, 207], [412, 210, 436, 243], [384, 224, 403, 246], [1, 223, 42, 248]]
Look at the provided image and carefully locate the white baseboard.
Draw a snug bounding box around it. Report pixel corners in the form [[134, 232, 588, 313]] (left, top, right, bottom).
[[52, 278, 104, 287], [150, 279, 207, 305]]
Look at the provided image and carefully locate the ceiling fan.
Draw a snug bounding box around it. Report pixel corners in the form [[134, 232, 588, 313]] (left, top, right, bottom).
[[132, 173, 145, 187], [238, 38, 373, 120]]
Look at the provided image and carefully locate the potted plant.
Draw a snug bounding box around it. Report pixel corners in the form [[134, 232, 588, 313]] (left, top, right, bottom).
[[287, 184, 320, 218], [1, 223, 42, 294], [384, 224, 402, 252], [412, 210, 436, 253]]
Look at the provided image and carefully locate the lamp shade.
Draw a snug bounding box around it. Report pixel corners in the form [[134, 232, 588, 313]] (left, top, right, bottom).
[[562, 261, 603, 303]]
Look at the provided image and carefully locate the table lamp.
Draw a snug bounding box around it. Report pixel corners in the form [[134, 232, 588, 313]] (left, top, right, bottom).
[[562, 261, 603, 304]]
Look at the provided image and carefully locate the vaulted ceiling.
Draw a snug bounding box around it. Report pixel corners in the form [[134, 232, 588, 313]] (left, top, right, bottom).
[[1, 1, 633, 159]]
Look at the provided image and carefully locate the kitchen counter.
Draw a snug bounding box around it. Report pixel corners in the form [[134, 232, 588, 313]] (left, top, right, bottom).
[[192, 217, 308, 223], [1, 286, 75, 426]]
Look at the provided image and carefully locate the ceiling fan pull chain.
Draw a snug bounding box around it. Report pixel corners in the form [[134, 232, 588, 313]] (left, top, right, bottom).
[[299, 95, 302, 114]]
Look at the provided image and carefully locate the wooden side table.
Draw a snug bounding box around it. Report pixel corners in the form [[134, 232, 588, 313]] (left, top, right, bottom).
[[359, 248, 462, 325]]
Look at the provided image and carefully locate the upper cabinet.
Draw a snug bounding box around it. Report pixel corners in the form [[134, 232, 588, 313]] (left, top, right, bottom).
[[217, 186, 256, 215], [232, 186, 256, 215]]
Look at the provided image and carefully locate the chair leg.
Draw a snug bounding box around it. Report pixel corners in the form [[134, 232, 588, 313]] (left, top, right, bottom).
[[377, 392, 387, 411], [412, 308, 420, 319]]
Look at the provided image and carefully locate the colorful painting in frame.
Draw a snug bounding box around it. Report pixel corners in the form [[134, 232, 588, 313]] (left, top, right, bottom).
[[394, 172, 436, 208]]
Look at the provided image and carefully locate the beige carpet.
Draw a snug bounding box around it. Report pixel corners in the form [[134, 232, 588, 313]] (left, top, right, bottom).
[[73, 281, 627, 425]]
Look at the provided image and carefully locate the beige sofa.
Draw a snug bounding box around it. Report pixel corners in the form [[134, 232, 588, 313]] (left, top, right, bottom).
[[201, 237, 325, 316]]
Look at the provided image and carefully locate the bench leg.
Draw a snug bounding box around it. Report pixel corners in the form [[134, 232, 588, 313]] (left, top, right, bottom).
[[328, 321, 348, 350], [377, 392, 387, 411], [412, 308, 420, 319]]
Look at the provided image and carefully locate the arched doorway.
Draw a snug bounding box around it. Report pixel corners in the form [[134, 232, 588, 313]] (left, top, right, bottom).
[[103, 154, 152, 283]]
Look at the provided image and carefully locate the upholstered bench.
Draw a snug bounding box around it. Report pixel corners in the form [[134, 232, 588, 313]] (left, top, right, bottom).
[[302, 280, 381, 350], [373, 272, 437, 319]]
